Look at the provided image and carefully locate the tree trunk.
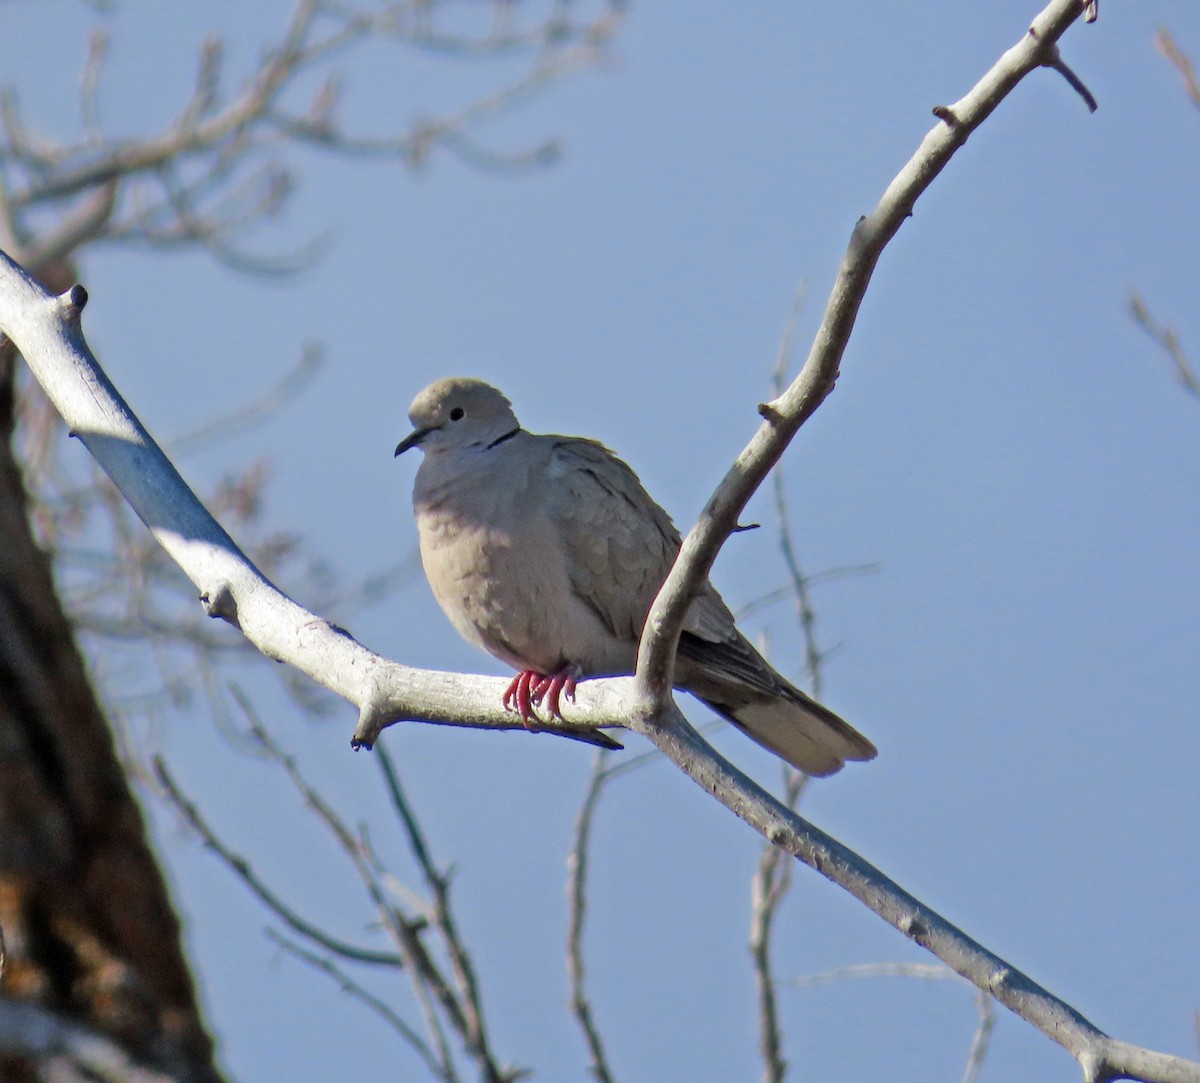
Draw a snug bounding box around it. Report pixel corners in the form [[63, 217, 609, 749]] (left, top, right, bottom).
[[0, 321, 224, 1082]]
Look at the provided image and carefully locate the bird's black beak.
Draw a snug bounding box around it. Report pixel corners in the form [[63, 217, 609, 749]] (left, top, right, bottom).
[[395, 427, 431, 457]]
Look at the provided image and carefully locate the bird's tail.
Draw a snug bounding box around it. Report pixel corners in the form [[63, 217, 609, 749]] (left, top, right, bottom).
[[698, 691, 876, 777], [677, 629, 876, 776]]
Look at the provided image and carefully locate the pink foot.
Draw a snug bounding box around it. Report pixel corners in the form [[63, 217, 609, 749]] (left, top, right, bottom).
[[529, 668, 578, 719], [503, 671, 542, 728], [502, 666, 579, 729]]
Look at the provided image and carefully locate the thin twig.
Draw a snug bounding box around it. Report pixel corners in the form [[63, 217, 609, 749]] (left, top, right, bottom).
[[962, 989, 998, 1083], [244, 718, 475, 1079], [79, 29, 109, 143], [1157, 28, 1200, 108], [750, 836, 793, 1083], [1130, 292, 1200, 401], [152, 755, 404, 967], [734, 563, 880, 624], [374, 744, 508, 1080], [267, 929, 455, 1083], [168, 342, 323, 456], [1043, 46, 1098, 112], [749, 289, 821, 1083], [782, 961, 959, 989], [768, 293, 825, 703], [566, 750, 619, 1083]]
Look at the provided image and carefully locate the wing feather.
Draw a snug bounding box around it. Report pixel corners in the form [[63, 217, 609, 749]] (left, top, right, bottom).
[[543, 437, 682, 643]]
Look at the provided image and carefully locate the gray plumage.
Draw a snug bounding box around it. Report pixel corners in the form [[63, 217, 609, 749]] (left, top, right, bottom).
[[396, 377, 876, 776]]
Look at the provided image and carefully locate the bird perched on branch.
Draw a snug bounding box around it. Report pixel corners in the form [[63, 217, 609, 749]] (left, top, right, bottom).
[[395, 377, 876, 776]]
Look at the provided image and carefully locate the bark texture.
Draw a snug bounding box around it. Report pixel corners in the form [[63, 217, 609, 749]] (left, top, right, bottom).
[[0, 318, 223, 1083]]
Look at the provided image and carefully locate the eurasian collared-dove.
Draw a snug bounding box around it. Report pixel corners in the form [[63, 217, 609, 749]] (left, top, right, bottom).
[[395, 377, 876, 776]]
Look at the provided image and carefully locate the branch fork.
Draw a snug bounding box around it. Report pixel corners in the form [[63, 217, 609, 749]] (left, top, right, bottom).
[[3, 2, 1198, 1079], [633, 0, 1097, 720]]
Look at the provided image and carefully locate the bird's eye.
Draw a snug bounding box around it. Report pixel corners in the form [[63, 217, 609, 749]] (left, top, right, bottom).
[[449, 407, 465, 421]]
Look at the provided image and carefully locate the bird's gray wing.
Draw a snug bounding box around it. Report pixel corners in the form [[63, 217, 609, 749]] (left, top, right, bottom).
[[540, 437, 875, 774], [542, 437, 684, 644]]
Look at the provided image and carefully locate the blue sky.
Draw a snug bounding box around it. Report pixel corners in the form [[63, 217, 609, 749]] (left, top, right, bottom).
[[5, 1, 1199, 1080]]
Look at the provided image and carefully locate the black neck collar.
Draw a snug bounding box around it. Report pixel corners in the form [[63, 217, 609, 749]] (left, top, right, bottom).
[[486, 427, 520, 450]]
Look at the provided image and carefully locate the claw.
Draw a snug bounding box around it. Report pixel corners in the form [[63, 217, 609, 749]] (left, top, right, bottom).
[[502, 665, 579, 729], [530, 670, 578, 719], [502, 671, 542, 729]]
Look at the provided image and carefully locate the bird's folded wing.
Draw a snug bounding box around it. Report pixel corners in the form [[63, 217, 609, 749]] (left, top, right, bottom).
[[543, 437, 683, 643], [676, 625, 782, 697]]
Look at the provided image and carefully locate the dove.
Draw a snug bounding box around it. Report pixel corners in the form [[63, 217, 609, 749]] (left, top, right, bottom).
[[395, 377, 876, 776]]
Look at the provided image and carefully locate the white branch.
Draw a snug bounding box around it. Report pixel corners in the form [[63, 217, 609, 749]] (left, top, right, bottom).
[[635, 0, 1099, 709], [0, 252, 624, 753], [634, 709, 1200, 1083], [1, 3, 1195, 1081]]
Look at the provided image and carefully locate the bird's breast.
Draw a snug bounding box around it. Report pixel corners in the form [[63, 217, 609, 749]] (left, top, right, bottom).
[[415, 484, 565, 671], [413, 483, 628, 676]]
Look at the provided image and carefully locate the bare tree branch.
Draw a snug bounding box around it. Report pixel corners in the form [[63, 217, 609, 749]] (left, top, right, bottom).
[[153, 755, 405, 968], [1130, 292, 1200, 401], [963, 989, 998, 1083], [0, 251, 624, 752], [784, 963, 998, 1083], [749, 827, 793, 1083], [782, 960, 958, 989], [265, 930, 456, 1083], [1125, 31, 1199, 411], [3, 4, 1194, 1081], [633, 0, 1098, 714], [0, 1, 625, 274], [1157, 28, 1200, 108], [241, 716, 524, 1082], [374, 744, 504, 1078], [566, 751, 619, 1083], [637, 709, 1199, 1083], [749, 298, 820, 1083]]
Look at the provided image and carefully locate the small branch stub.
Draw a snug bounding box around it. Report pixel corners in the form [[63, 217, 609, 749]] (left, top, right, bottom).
[[351, 695, 394, 752], [1044, 46, 1098, 112], [199, 582, 239, 627]]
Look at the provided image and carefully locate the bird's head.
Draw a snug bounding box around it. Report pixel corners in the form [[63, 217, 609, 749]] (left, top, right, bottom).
[[395, 377, 521, 458]]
